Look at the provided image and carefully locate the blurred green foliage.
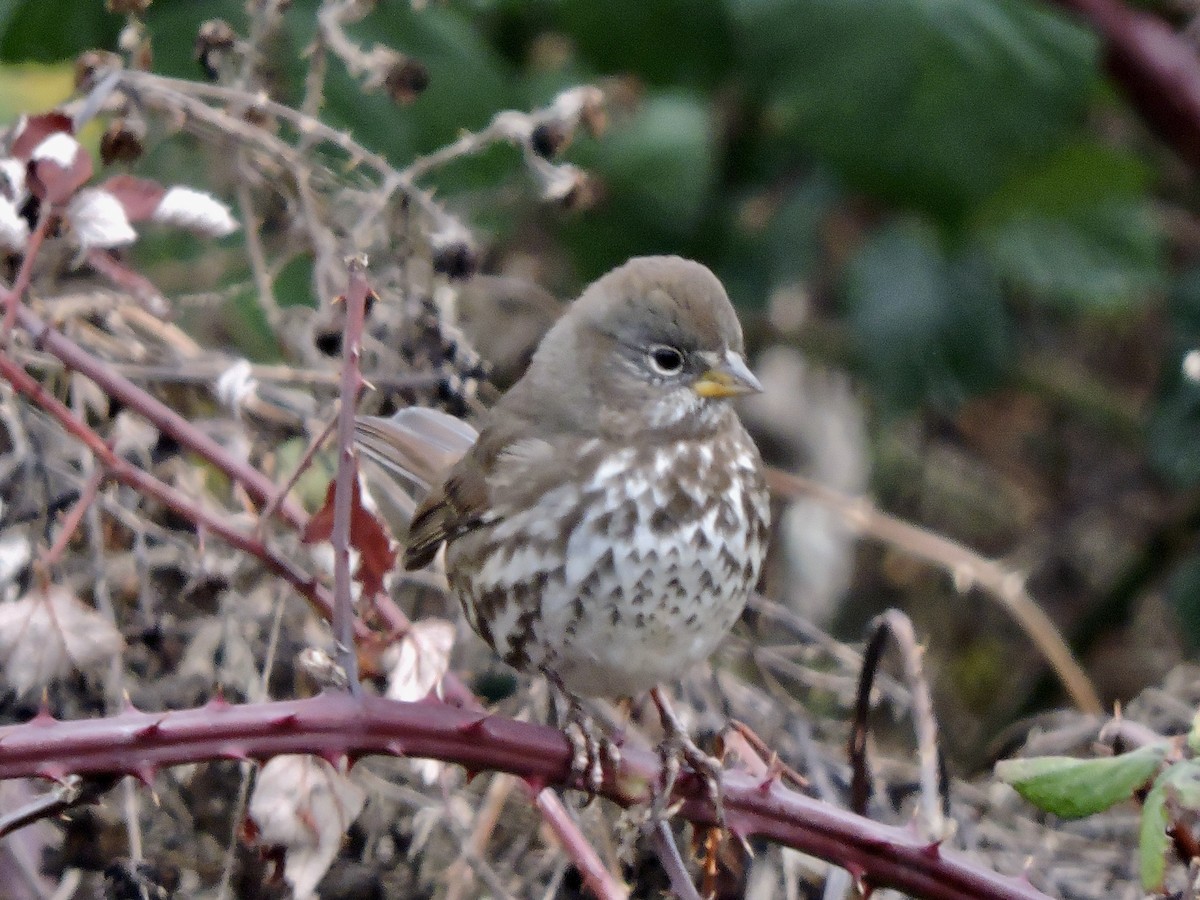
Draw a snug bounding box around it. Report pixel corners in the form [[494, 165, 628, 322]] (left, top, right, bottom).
[[3, 0, 1200, 642], [0, 0, 1161, 384]]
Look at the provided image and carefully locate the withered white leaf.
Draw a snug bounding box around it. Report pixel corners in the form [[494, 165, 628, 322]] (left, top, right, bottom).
[[0, 196, 28, 251], [152, 186, 238, 237], [0, 586, 123, 695], [248, 755, 366, 900], [384, 618, 455, 703], [0, 534, 31, 588], [66, 188, 136, 249]]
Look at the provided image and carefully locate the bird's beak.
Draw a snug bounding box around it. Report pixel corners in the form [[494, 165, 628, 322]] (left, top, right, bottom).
[[693, 351, 763, 398]]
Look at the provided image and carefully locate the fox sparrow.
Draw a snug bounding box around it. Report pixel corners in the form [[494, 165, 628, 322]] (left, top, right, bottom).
[[374, 256, 770, 793]]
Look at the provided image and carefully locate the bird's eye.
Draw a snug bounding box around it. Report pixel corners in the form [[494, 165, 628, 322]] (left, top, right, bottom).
[[648, 345, 685, 375]]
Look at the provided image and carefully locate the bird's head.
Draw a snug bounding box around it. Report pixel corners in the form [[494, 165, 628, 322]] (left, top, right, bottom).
[[521, 256, 761, 438]]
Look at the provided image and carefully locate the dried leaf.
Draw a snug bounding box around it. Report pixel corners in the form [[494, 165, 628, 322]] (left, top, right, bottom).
[[0, 158, 26, 200], [28, 132, 93, 205], [0, 586, 123, 695], [248, 755, 366, 900], [0, 534, 31, 587], [384, 618, 455, 702], [101, 174, 165, 222], [9, 113, 73, 162], [0, 197, 28, 250], [151, 186, 237, 236], [66, 188, 136, 248], [303, 471, 397, 598]]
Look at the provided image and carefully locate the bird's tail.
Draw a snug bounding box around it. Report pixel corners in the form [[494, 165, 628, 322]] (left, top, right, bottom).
[[354, 408, 477, 537]]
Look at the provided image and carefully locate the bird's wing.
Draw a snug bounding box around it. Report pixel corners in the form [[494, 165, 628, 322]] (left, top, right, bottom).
[[402, 421, 557, 571], [403, 452, 492, 571]]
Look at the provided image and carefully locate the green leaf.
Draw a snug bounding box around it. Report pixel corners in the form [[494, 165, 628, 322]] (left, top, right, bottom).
[[554, 0, 735, 89], [0, 0, 120, 63], [978, 140, 1153, 222], [761, 170, 842, 285], [594, 91, 717, 233], [843, 219, 1011, 409], [562, 90, 719, 278], [0, 62, 75, 120], [1140, 761, 1200, 891], [728, 0, 1099, 220], [1141, 770, 1171, 892], [982, 202, 1163, 313], [995, 744, 1167, 819], [976, 142, 1164, 312]]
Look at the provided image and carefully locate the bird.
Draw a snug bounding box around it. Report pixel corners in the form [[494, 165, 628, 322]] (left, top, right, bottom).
[[362, 256, 770, 798]]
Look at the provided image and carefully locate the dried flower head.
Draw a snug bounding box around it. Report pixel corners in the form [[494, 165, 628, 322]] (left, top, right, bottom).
[[195, 19, 237, 81], [430, 222, 478, 280], [100, 117, 146, 165], [74, 50, 122, 92], [384, 57, 430, 105], [531, 120, 570, 160]]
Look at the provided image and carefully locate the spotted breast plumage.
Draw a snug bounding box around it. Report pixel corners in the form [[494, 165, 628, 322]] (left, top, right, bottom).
[[401, 255, 770, 706]]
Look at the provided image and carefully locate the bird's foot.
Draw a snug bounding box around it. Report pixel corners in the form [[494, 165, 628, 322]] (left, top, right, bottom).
[[650, 687, 725, 828], [563, 705, 622, 795], [545, 671, 620, 796]]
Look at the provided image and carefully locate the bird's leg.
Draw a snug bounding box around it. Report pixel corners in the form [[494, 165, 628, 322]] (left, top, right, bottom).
[[543, 671, 621, 795], [650, 686, 725, 827]]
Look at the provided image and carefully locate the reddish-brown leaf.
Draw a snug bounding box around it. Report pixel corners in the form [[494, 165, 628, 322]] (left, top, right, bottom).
[[101, 174, 166, 222], [28, 133, 93, 205], [10, 113, 73, 161], [303, 473, 397, 598]]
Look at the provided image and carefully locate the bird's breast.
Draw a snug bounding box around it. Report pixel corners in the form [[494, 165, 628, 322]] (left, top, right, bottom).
[[448, 426, 769, 698]]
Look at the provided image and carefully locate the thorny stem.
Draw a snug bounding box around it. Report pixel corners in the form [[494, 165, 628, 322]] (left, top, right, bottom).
[[108, 68, 456, 233], [14, 351, 445, 392], [1, 207, 52, 337], [316, 0, 386, 84], [83, 248, 164, 310], [255, 414, 337, 536], [38, 468, 103, 571], [531, 791, 627, 900], [0, 349, 368, 640], [650, 819, 703, 900], [0, 693, 1051, 900], [330, 255, 370, 692], [13, 303, 308, 529], [109, 70, 392, 172], [1, 304, 616, 898]]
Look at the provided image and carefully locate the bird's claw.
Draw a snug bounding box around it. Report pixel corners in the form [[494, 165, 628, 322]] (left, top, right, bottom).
[[653, 727, 725, 826], [651, 687, 726, 828], [545, 671, 620, 798], [564, 710, 621, 796]]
